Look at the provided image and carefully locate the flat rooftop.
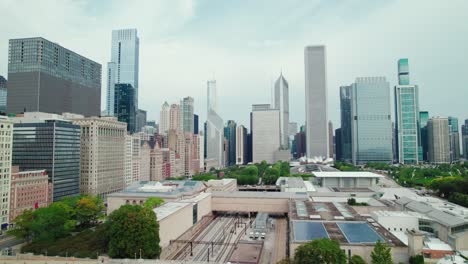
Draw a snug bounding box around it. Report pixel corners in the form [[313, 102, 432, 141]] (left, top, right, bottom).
[[312, 171, 384, 178], [108, 180, 205, 199], [211, 191, 308, 199]]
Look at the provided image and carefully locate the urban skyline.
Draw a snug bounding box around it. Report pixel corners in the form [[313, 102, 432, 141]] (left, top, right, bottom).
[[0, 0, 467, 128]]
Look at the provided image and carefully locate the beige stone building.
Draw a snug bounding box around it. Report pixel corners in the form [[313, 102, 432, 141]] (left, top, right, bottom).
[[72, 116, 126, 198], [0, 116, 13, 226]]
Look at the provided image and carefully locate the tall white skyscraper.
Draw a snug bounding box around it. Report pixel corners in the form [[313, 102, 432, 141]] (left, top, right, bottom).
[[0, 116, 13, 226], [159, 102, 170, 135], [206, 80, 224, 168], [169, 104, 181, 133], [304, 45, 329, 159], [273, 73, 289, 149], [252, 104, 280, 164], [428, 117, 450, 164], [106, 29, 140, 116]]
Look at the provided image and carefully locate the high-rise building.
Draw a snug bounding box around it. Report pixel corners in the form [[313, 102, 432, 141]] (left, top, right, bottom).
[[420, 111, 429, 161], [194, 114, 199, 134], [0, 117, 13, 227], [124, 134, 133, 187], [159, 102, 170, 135], [11, 113, 81, 201], [0, 76, 7, 114], [394, 58, 421, 164], [206, 80, 224, 168], [169, 104, 181, 133], [72, 116, 126, 198], [335, 128, 342, 161], [136, 109, 147, 132], [114, 83, 136, 133], [350, 77, 392, 165], [224, 120, 237, 166], [181, 97, 194, 133], [304, 45, 328, 159], [252, 104, 281, 164], [328, 121, 334, 159], [140, 141, 151, 181], [448, 116, 460, 162], [339, 85, 353, 162], [427, 117, 450, 164], [288, 122, 298, 137], [106, 29, 139, 116], [7, 38, 101, 116], [462, 120, 468, 159], [273, 73, 289, 149], [9, 166, 52, 222], [236, 125, 248, 165]]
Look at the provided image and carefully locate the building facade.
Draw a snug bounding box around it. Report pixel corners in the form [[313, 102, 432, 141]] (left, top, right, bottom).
[[224, 120, 237, 166], [236, 125, 248, 165], [7, 38, 101, 116], [462, 120, 468, 159], [252, 104, 280, 164], [12, 115, 80, 201], [181, 97, 194, 133], [9, 166, 52, 222], [427, 117, 450, 164], [328, 121, 334, 159], [114, 83, 136, 133], [420, 111, 430, 161], [351, 77, 392, 165], [448, 116, 460, 162], [304, 45, 328, 159], [136, 109, 147, 133], [72, 117, 126, 198], [106, 29, 139, 116], [339, 85, 353, 162], [169, 104, 181, 133], [0, 76, 6, 114], [0, 117, 13, 228], [159, 102, 170, 135], [273, 74, 289, 149]]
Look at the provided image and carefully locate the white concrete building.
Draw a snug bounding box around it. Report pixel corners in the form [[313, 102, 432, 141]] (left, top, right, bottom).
[[72, 116, 126, 198], [169, 104, 181, 133], [252, 104, 280, 163], [236, 125, 247, 165], [428, 117, 450, 163], [312, 171, 383, 188], [140, 141, 151, 181], [159, 102, 170, 135], [124, 134, 133, 187], [273, 74, 289, 149], [0, 116, 13, 227]]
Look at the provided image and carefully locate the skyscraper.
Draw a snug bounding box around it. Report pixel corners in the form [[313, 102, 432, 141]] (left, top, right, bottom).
[[206, 80, 224, 168], [420, 111, 429, 161], [114, 83, 136, 133], [194, 114, 199, 134], [428, 117, 450, 164], [252, 104, 280, 164], [339, 85, 353, 162], [136, 109, 147, 132], [106, 29, 139, 116], [335, 128, 342, 161], [169, 104, 181, 133], [236, 125, 248, 165], [0, 76, 7, 114], [351, 77, 392, 165], [462, 120, 468, 159], [181, 97, 194, 133], [0, 117, 13, 227], [304, 45, 328, 159], [7, 38, 101, 116], [11, 113, 81, 201], [328, 121, 334, 159], [448, 116, 460, 162], [224, 120, 237, 166], [394, 59, 421, 164], [273, 73, 289, 149], [159, 102, 170, 135]]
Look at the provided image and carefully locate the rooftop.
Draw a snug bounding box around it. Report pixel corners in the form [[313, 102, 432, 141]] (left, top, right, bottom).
[[211, 191, 308, 199], [108, 180, 206, 199], [312, 171, 384, 178]]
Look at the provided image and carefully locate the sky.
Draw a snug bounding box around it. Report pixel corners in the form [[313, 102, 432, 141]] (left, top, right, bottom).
[[0, 0, 467, 129]]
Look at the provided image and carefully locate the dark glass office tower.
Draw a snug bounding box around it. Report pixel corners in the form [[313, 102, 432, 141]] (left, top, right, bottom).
[[114, 83, 136, 133], [224, 120, 237, 166], [0, 76, 6, 114], [7, 38, 101, 116], [420, 111, 429, 161], [13, 120, 81, 201], [339, 85, 352, 162]]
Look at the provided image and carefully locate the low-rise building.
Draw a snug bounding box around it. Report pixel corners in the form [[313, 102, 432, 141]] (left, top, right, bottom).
[[312, 171, 383, 189], [9, 166, 52, 222], [205, 179, 237, 192]]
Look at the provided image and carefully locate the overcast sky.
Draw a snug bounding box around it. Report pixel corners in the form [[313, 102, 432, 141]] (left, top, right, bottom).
[[1, 0, 467, 129]]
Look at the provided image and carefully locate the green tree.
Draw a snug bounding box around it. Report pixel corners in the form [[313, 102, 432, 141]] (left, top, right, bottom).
[[280, 161, 290, 176], [107, 205, 161, 259], [30, 203, 75, 242], [409, 255, 424, 264], [243, 165, 259, 177], [8, 209, 34, 241], [143, 197, 164, 209], [371, 241, 392, 264], [350, 255, 367, 264], [256, 160, 269, 177], [294, 238, 346, 264], [75, 196, 104, 225], [263, 167, 280, 185]]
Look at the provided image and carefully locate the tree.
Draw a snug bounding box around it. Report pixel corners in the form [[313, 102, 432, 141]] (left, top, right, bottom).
[[409, 255, 424, 264], [30, 203, 75, 242], [75, 196, 104, 225], [350, 255, 367, 264], [280, 161, 290, 176], [294, 238, 346, 264], [371, 241, 392, 264], [263, 167, 280, 185], [143, 197, 164, 209], [256, 160, 269, 177], [347, 198, 357, 205], [8, 209, 34, 241], [107, 205, 161, 259]]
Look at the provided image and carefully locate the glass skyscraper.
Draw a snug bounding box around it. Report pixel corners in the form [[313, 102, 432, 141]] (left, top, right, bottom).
[[420, 111, 429, 161], [224, 120, 237, 166], [273, 73, 289, 149], [106, 29, 139, 116], [114, 83, 136, 133], [181, 97, 194, 133], [394, 59, 421, 164], [462, 120, 468, 159], [0, 76, 6, 114], [12, 120, 81, 201], [448, 116, 460, 161], [7, 38, 101, 116], [339, 85, 353, 162], [206, 80, 224, 168], [351, 77, 392, 165]]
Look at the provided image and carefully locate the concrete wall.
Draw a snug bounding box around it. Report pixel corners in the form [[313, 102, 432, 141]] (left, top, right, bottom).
[[371, 214, 419, 233], [212, 197, 290, 213], [159, 203, 193, 248]]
